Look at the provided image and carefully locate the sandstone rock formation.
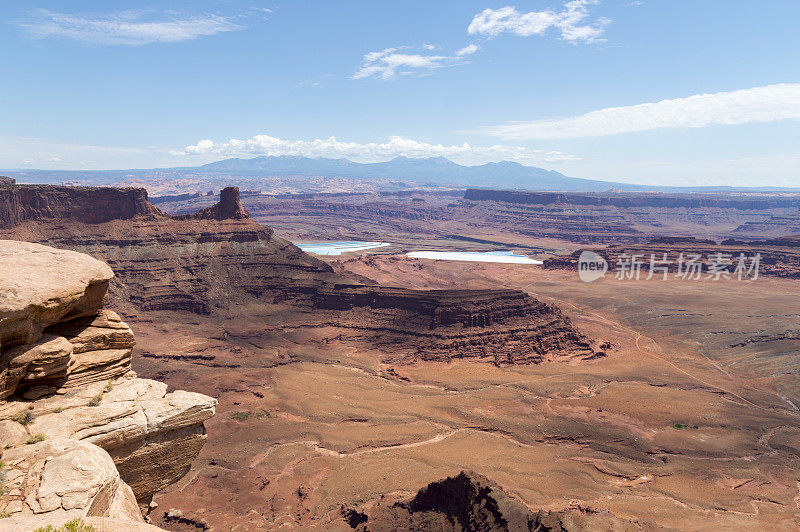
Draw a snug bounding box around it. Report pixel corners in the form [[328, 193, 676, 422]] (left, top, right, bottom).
[[0, 184, 162, 229], [0, 185, 601, 364], [177, 185, 249, 220], [317, 286, 598, 363], [0, 241, 215, 526], [0, 176, 14, 186]]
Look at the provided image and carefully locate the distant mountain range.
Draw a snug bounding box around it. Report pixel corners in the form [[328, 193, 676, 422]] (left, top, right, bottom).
[[197, 155, 636, 192], [4, 155, 800, 193]]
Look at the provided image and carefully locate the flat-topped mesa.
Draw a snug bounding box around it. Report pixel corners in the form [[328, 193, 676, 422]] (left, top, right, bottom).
[[0, 184, 164, 228], [316, 286, 599, 364], [177, 186, 249, 220], [0, 241, 215, 524], [318, 287, 552, 328]]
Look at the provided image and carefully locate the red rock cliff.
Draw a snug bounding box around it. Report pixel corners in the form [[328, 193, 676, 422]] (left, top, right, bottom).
[[0, 184, 164, 228]]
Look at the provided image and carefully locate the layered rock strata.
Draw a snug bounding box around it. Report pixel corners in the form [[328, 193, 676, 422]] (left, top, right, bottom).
[[544, 236, 800, 279], [316, 286, 598, 363], [0, 185, 600, 363], [464, 188, 800, 210], [0, 240, 215, 525], [0, 184, 162, 228]]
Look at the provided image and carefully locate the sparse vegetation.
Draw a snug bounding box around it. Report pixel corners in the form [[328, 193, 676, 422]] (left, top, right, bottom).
[[11, 410, 32, 426], [231, 410, 270, 421], [34, 518, 98, 532], [26, 433, 46, 445], [671, 423, 687, 430], [87, 394, 104, 407], [53, 407, 63, 413], [103, 382, 114, 393], [0, 512, 10, 518]]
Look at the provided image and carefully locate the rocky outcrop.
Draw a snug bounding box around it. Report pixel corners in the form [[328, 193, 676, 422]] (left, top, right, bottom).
[[0, 241, 215, 525], [0, 176, 14, 186], [345, 471, 650, 531], [0, 242, 118, 397], [0, 184, 163, 229], [0, 438, 140, 520], [177, 186, 249, 220]]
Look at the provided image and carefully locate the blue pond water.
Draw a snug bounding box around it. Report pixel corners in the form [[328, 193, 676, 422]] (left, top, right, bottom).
[[296, 241, 390, 256]]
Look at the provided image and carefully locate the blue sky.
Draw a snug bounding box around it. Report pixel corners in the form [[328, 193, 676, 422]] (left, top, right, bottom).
[[1, 1, 800, 186]]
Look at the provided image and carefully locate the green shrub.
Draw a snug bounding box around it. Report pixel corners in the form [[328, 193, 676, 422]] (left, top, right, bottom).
[[671, 423, 688, 430], [11, 410, 32, 426], [103, 382, 114, 393], [34, 518, 98, 531], [231, 410, 270, 421], [87, 394, 103, 407], [26, 433, 46, 445]]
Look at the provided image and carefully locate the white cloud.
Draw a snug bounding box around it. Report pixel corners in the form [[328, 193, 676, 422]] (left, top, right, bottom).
[[456, 43, 480, 56], [352, 46, 468, 80], [0, 135, 578, 171], [468, 1, 609, 44], [477, 84, 800, 139], [180, 134, 577, 165], [17, 9, 242, 45]]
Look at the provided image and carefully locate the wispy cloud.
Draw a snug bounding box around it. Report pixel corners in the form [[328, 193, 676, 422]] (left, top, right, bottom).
[[477, 84, 800, 139], [352, 45, 469, 80], [468, 1, 610, 44], [17, 9, 243, 45], [456, 43, 480, 56], [0, 136, 152, 170], [180, 134, 578, 164]]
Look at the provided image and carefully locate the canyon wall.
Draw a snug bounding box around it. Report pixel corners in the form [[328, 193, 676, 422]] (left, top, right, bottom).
[[464, 188, 800, 210], [0, 241, 215, 528], [544, 236, 800, 279], [0, 184, 163, 229], [0, 185, 601, 364]]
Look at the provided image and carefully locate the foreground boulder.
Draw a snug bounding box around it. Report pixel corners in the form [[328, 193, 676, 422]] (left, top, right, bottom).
[[0, 240, 215, 525]]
